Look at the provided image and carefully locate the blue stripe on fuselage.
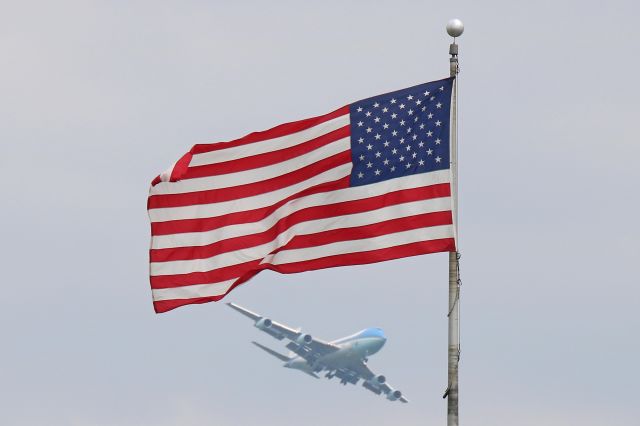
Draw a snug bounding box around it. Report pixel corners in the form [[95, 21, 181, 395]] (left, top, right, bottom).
[[332, 327, 386, 345]]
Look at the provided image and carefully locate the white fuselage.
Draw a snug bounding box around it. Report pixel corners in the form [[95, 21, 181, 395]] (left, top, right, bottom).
[[285, 332, 386, 373]]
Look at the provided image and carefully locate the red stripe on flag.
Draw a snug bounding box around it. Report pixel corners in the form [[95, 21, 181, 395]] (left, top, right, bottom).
[[150, 176, 350, 235], [184, 126, 350, 180], [154, 294, 226, 313], [150, 211, 451, 289], [150, 183, 451, 262], [273, 211, 453, 254], [151, 238, 454, 313], [170, 151, 194, 182], [147, 151, 351, 210], [190, 106, 350, 155], [152, 270, 259, 314], [150, 259, 261, 289], [265, 238, 455, 274]]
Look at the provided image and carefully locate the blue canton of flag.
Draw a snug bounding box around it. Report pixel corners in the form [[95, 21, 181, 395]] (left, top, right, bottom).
[[349, 77, 453, 186]]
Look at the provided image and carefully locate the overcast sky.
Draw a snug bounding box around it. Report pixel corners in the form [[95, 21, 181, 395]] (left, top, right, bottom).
[[2, 1, 639, 425]]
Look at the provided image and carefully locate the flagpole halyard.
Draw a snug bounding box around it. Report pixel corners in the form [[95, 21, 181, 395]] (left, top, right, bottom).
[[445, 18, 463, 426]]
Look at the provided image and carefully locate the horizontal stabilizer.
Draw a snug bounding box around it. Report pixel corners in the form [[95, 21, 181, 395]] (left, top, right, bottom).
[[251, 341, 291, 362]]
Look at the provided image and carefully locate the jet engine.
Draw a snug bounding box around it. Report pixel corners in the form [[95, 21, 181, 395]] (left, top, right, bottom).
[[254, 317, 284, 339], [362, 375, 387, 395], [387, 390, 403, 401], [371, 375, 386, 385], [295, 334, 313, 345], [255, 318, 273, 330]]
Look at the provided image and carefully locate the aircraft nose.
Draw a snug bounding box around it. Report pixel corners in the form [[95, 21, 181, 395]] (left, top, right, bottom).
[[372, 329, 386, 350], [374, 336, 386, 352]]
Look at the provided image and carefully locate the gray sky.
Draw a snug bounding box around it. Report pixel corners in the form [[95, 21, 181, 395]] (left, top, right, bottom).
[[1, 1, 639, 425]]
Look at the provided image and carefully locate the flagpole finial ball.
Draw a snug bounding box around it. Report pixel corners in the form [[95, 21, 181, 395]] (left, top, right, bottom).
[[446, 19, 464, 38]]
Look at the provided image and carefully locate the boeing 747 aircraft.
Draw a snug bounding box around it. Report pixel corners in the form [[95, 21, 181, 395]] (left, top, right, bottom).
[[227, 302, 409, 403]]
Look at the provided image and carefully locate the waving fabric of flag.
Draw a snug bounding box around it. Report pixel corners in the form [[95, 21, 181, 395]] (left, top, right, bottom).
[[148, 77, 456, 313]]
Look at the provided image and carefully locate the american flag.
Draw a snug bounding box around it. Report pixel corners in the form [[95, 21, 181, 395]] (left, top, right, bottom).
[[148, 77, 456, 313]]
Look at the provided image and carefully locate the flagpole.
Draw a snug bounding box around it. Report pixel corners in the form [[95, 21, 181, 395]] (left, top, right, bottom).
[[445, 18, 463, 426]]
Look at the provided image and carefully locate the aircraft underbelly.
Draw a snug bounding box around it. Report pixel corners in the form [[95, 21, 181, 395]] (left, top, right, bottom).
[[319, 348, 362, 369]]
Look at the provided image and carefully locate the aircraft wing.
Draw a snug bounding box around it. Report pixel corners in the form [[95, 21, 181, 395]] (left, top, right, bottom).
[[346, 360, 409, 403], [227, 303, 339, 361]]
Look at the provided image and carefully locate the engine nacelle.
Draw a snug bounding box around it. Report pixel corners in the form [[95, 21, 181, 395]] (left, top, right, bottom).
[[296, 333, 313, 345], [362, 380, 383, 395], [255, 318, 273, 330], [387, 390, 402, 401], [371, 375, 386, 386], [254, 317, 285, 340]]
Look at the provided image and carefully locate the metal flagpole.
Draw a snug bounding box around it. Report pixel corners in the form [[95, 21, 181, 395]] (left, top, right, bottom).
[[444, 18, 463, 426]]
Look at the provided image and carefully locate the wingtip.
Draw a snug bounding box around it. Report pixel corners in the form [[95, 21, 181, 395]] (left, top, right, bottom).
[[226, 302, 241, 310]]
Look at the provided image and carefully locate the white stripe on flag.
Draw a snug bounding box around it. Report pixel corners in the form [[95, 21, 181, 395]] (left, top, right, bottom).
[[152, 279, 237, 301], [189, 114, 350, 167], [150, 196, 451, 276], [153, 192, 452, 252], [150, 137, 350, 195], [149, 168, 449, 225], [262, 224, 454, 266], [148, 163, 352, 223]]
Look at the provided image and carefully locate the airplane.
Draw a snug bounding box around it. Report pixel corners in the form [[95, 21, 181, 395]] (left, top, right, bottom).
[[227, 302, 409, 403]]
